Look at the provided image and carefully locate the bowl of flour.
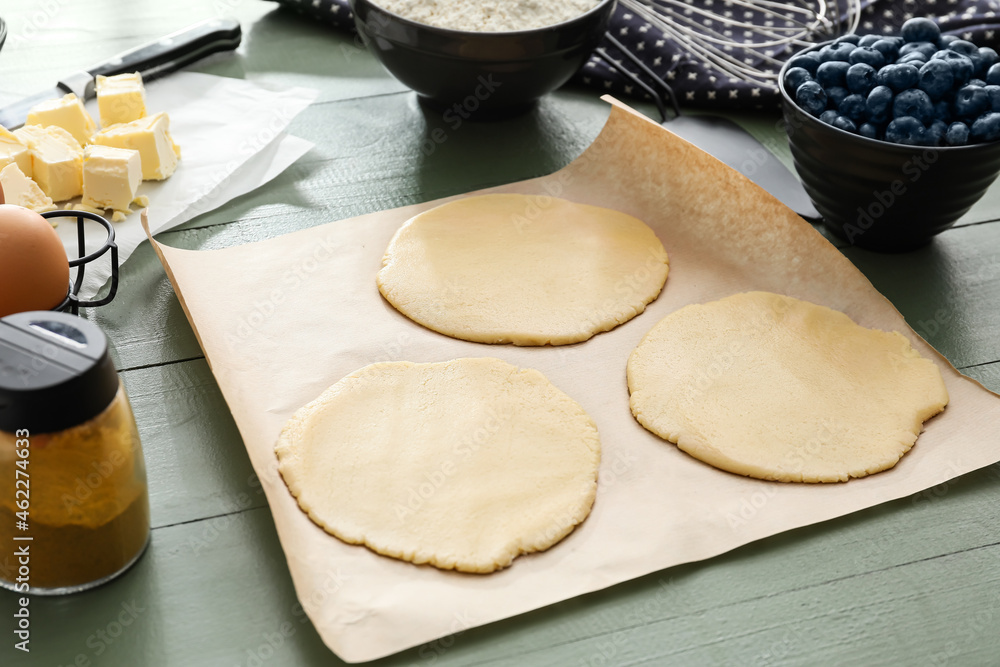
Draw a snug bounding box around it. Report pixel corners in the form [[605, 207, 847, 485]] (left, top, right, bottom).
[[350, 0, 615, 115]]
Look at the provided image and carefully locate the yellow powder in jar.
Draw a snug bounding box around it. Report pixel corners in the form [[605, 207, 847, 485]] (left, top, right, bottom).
[[0, 386, 149, 590]]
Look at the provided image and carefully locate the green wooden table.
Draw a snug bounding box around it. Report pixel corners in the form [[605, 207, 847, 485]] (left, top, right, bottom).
[[2, 2, 999, 665]]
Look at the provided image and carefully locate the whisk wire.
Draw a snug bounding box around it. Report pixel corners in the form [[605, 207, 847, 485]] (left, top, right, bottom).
[[600, 33, 683, 120], [620, 0, 863, 87]]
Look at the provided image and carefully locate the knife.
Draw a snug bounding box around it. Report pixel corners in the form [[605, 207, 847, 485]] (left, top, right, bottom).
[[0, 18, 242, 131]]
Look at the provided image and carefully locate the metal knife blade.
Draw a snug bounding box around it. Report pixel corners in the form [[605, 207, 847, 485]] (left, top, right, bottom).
[[0, 18, 242, 131]]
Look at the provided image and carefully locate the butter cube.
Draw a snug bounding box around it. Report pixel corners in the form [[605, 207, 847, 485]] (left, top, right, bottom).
[[82, 145, 142, 213], [0, 127, 32, 179], [26, 93, 97, 146], [92, 112, 180, 180], [13, 125, 83, 202], [96, 72, 147, 127], [0, 163, 56, 213]]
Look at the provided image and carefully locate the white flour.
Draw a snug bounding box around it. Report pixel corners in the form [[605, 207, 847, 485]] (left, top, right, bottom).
[[373, 0, 603, 31]]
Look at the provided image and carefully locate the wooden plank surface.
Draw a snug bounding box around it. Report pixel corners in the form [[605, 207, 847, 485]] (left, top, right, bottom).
[[0, 1, 405, 103], [1, 1, 999, 666], [7, 466, 998, 666]]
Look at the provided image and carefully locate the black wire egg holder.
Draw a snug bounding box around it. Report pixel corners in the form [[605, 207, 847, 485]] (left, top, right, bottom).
[[41, 210, 119, 315]]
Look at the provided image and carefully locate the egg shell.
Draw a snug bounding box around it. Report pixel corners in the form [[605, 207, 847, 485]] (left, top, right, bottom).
[[0, 204, 70, 317]]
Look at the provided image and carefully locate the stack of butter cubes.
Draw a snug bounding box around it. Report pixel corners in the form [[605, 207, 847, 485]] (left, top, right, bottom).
[[0, 72, 180, 222]]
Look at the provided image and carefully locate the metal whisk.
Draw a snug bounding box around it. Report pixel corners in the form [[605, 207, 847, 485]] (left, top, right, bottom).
[[620, 0, 864, 87]]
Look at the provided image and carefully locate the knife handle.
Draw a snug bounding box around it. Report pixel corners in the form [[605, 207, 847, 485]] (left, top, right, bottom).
[[84, 18, 242, 83]]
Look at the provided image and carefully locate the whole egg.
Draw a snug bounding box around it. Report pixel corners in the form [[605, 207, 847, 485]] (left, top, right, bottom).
[[0, 202, 71, 318]]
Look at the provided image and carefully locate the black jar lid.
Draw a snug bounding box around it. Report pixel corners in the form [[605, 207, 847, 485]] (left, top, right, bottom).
[[0, 311, 119, 435]]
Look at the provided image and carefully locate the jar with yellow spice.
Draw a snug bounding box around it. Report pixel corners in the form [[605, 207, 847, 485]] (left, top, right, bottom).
[[0, 311, 150, 594]]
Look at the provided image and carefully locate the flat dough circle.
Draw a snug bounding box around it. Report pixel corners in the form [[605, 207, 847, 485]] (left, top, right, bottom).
[[627, 292, 949, 483], [275, 357, 601, 573], [376, 193, 669, 346]]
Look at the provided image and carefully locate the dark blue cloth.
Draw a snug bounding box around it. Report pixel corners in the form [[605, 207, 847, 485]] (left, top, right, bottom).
[[269, 0, 1000, 110]]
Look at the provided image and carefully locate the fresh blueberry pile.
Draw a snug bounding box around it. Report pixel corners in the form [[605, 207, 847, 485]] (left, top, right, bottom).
[[785, 17, 1000, 146]]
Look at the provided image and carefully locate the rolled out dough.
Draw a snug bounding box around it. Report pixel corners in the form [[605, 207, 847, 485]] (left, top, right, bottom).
[[376, 193, 669, 346], [626, 292, 949, 483], [275, 357, 601, 573]]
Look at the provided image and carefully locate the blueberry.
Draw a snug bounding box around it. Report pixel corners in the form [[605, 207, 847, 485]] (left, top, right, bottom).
[[846, 63, 877, 95], [886, 116, 927, 145], [927, 119, 948, 146], [877, 63, 920, 92], [858, 34, 881, 47], [968, 79, 987, 88], [977, 47, 999, 77], [817, 61, 850, 87], [849, 46, 885, 69], [867, 85, 894, 121], [872, 38, 901, 61], [795, 81, 828, 116], [893, 89, 935, 124], [831, 42, 856, 60], [898, 52, 929, 66], [901, 17, 941, 44], [940, 34, 960, 47], [971, 112, 1000, 142], [859, 122, 879, 139], [787, 53, 822, 75], [826, 86, 850, 109], [954, 85, 990, 120], [931, 50, 974, 85], [985, 85, 1000, 112], [835, 34, 862, 46], [869, 109, 890, 125], [946, 121, 970, 145], [820, 109, 840, 125], [933, 99, 951, 120], [839, 93, 868, 120], [785, 67, 813, 90], [899, 41, 938, 59], [819, 43, 855, 62], [919, 59, 955, 101], [988, 63, 1000, 86], [966, 53, 985, 76], [832, 115, 858, 133], [948, 40, 979, 58]]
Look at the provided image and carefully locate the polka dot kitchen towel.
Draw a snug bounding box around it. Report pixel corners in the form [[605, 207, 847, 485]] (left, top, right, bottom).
[[267, 0, 1000, 110]]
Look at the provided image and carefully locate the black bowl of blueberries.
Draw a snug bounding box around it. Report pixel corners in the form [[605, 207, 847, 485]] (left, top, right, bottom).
[[779, 17, 1000, 251]]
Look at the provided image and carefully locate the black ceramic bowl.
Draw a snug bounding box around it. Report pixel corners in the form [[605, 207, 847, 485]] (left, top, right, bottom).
[[350, 0, 615, 116], [779, 41, 1000, 252]]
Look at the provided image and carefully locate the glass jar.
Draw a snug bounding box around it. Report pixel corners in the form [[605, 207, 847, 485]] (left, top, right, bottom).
[[0, 312, 150, 594]]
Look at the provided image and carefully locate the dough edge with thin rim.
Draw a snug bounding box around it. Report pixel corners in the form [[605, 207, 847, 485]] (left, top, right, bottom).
[[275, 357, 602, 572], [376, 193, 669, 346], [626, 291, 950, 483]]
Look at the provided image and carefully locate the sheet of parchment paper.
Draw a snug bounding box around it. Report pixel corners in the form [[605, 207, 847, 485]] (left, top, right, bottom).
[[145, 98, 1000, 663], [59, 72, 317, 299]]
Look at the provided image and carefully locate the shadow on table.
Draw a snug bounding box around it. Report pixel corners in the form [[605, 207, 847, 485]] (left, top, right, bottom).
[[408, 86, 612, 200], [841, 223, 1000, 370], [193, 5, 407, 96]]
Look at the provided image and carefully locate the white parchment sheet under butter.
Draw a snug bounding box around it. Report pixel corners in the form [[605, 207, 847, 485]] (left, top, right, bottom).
[[60, 72, 316, 299], [146, 98, 1000, 663]]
